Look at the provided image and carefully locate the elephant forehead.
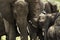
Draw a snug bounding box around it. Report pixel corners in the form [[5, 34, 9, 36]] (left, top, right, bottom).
[[15, 0, 28, 6], [13, 1, 28, 16], [14, 1, 28, 11]]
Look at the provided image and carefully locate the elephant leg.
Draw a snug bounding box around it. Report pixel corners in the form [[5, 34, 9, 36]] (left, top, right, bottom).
[[37, 28, 44, 40], [8, 23, 16, 40], [28, 24, 37, 40], [3, 19, 16, 40], [30, 32, 37, 40], [3, 18, 16, 40], [0, 2, 17, 40]]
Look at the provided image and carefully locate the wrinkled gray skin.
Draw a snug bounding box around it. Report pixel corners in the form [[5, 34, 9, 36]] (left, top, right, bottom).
[[47, 15, 60, 40], [13, 1, 28, 40]]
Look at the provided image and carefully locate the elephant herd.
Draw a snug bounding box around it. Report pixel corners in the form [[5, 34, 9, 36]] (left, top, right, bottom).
[[0, 0, 60, 40]]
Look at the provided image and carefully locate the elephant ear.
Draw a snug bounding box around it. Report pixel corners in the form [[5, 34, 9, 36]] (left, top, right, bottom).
[[44, 2, 51, 13]]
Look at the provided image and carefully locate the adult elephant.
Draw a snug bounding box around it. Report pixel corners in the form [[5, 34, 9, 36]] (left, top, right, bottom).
[[25, 0, 58, 40], [13, 0, 28, 40], [38, 11, 60, 40], [47, 14, 60, 40], [0, 0, 28, 40], [25, 0, 44, 40], [41, 2, 60, 40], [0, 0, 19, 40]]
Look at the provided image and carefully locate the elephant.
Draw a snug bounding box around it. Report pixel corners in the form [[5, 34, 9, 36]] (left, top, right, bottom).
[[38, 6, 59, 40], [0, 0, 18, 40], [43, 3, 60, 40], [0, 0, 28, 40], [0, 13, 19, 40], [13, 0, 28, 40], [44, 2, 60, 28], [47, 14, 60, 40], [25, 0, 45, 40], [43, 4, 60, 40], [37, 10, 60, 40], [25, 0, 59, 40]]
